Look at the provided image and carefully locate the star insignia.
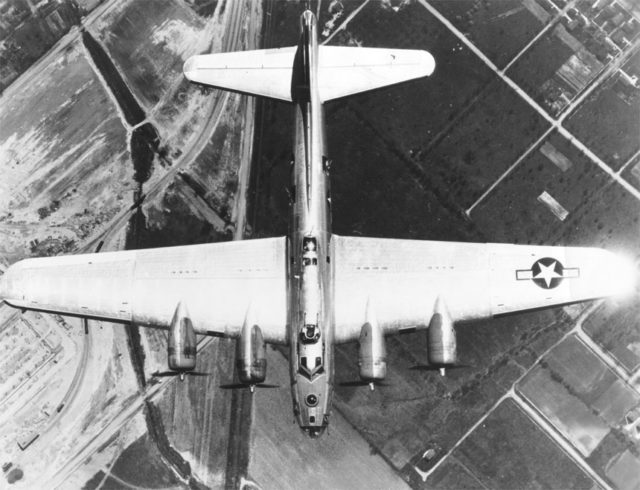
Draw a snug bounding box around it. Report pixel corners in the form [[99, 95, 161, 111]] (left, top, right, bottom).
[[515, 258, 580, 289]]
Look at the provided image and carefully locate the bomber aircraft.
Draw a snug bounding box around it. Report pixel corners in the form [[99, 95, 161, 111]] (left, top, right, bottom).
[[0, 10, 636, 437]]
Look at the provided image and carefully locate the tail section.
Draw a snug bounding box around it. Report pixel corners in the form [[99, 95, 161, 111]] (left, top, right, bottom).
[[183, 11, 435, 102], [183, 47, 297, 102]]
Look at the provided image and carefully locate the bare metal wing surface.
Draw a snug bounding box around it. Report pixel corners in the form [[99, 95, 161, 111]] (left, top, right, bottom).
[[183, 46, 435, 102], [0, 237, 288, 343], [332, 235, 635, 343]]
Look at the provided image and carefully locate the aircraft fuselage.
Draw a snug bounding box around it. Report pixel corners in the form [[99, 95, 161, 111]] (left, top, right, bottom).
[[287, 11, 333, 437]]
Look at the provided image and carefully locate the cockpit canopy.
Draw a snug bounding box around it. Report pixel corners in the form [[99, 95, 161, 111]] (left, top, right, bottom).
[[302, 236, 318, 266], [300, 323, 320, 343]]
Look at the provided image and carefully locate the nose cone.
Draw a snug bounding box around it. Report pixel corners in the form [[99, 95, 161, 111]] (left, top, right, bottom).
[[183, 56, 198, 80]]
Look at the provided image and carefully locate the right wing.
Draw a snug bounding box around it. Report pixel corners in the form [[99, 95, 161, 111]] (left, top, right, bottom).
[[0, 238, 288, 343], [332, 235, 635, 343]]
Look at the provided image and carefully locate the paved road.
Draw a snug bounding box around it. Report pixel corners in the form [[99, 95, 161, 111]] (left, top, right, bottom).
[[415, 0, 640, 214]]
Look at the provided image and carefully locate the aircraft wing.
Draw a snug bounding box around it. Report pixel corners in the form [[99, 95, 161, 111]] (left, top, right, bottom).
[[331, 235, 635, 343], [0, 238, 288, 343]]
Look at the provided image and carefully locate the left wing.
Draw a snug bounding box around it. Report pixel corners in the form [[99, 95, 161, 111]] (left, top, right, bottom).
[[332, 235, 635, 343], [0, 238, 288, 343]]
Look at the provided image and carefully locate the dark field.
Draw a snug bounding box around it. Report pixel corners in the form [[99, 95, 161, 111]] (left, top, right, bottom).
[[109, 433, 185, 488], [549, 180, 640, 251], [332, 308, 572, 473], [507, 25, 576, 113], [472, 130, 610, 244], [96, 0, 205, 109], [565, 50, 640, 170], [583, 300, 640, 373], [430, 399, 596, 490], [517, 335, 640, 478], [430, 0, 548, 68]]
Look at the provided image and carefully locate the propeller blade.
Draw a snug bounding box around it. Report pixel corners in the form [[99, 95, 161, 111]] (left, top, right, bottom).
[[152, 370, 209, 378], [220, 383, 279, 390], [338, 380, 390, 387], [409, 364, 470, 372]]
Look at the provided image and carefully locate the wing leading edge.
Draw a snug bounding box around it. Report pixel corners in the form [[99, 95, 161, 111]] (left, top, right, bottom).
[[0, 238, 288, 343], [332, 235, 635, 343]]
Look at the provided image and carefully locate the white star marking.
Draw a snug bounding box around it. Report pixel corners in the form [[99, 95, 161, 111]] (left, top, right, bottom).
[[534, 261, 562, 288]]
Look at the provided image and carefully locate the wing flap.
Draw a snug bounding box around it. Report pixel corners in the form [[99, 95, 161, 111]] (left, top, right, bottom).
[[1, 238, 288, 343]]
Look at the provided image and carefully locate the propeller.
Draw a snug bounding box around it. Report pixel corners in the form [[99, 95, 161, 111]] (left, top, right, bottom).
[[220, 383, 279, 393], [338, 380, 389, 391], [151, 370, 209, 381], [409, 364, 470, 376]]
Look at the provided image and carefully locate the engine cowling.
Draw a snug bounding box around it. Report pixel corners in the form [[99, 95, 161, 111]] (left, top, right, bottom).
[[168, 302, 197, 371], [428, 298, 456, 365], [358, 321, 387, 381], [237, 323, 267, 385]]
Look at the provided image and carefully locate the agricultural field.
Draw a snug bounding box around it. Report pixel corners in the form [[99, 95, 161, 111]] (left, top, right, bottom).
[[566, 50, 640, 170], [332, 308, 570, 473], [507, 25, 576, 113], [0, 40, 130, 263], [517, 335, 640, 483], [472, 130, 610, 244], [427, 399, 596, 489], [583, 300, 640, 374], [430, 0, 550, 68]]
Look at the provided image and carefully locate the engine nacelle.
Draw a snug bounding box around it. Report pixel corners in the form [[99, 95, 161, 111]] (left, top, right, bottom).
[[428, 298, 457, 365], [358, 321, 387, 381], [237, 323, 267, 385], [168, 302, 197, 371]]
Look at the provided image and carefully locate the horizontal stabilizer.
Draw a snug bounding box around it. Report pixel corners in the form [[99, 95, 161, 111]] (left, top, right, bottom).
[[318, 46, 435, 101], [184, 46, 435, 102], [184, 47, 297, 101]]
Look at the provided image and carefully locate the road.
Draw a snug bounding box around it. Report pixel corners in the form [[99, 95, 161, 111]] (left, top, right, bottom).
[[415, 0, 640, 215], [82, 0, 250, 253], [415, 302, 612, 487], [0, 0, 257, 487]]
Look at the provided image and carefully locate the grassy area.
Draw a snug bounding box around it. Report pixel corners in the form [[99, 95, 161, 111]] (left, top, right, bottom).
[[518, 335, 640, 467], [583, 300, 640, 373], [440, 398, 596, 489], [422, 457, 482, 489], [565, 50, 640, 169], [430, 0, 548, 68], [109, 433, 185, 488], [421, 78, 549, 208], [507, 27, 575, 112], [94, 0, 206, 109], [473, 130, 609, 244], [550, 178, 640, 251], [0, 40, 130, 261], [333, 308, 571, 472]]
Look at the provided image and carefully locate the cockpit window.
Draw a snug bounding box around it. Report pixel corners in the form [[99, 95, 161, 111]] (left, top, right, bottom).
[[303, 236, 317, 252], [302, 237, 318, 267], [300, 324, 320, 343]]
